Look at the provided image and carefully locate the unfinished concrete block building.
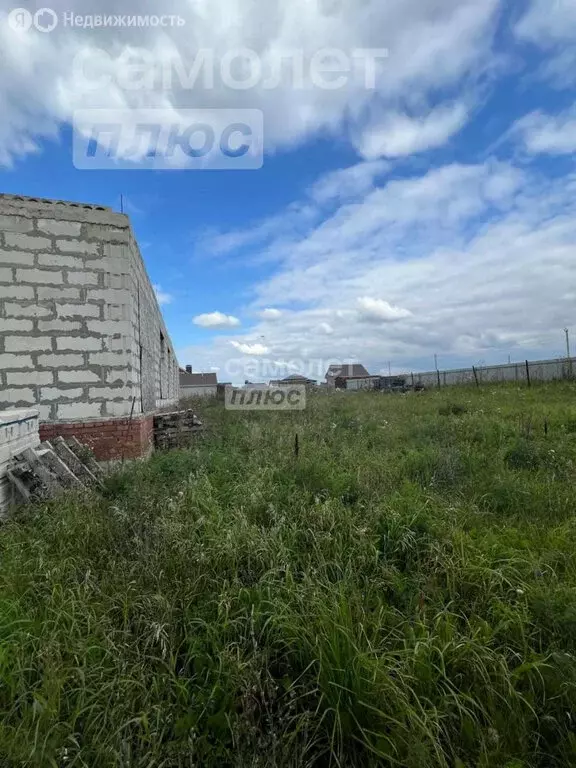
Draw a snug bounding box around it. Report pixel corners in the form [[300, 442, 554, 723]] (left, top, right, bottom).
[[0, 194, 179, 459]]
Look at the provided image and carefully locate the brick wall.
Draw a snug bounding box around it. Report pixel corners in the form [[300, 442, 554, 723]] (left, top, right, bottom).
[[40, 414, 154, 461], [0, 194, 179, 426]]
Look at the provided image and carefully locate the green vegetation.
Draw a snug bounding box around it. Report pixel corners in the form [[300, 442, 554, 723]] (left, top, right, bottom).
[[2, 383, 576, 767]]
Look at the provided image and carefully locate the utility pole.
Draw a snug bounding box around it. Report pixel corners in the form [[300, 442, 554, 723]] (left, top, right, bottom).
[[388, 361, 391, 377], [565, 328, 571, 360], [434, 353, 438, 371]]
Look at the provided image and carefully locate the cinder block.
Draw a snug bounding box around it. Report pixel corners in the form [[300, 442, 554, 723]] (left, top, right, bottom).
[[37, 353, 84, 368], [104, 400, 134, 417], [7, 370, 53, 386], [89, 386, 131, 400], [5, 336, 52, 352], [4, 303, 52, 318], [0, 250, 34, 266], [56, 336, 102, 352], [0, 214, 34, 233], [106, 369, 132, 384], [4, 233, 51, 251], [104, 336, 127, 352], [104, 303, 129, 321], [56, 303, 100, 318], [37, 219, 82, 237], [37, 405, 53, 421], [88, 288, 130, 303], [103, 273, 128, 289], [57, 402, 102, 420], [3, 388, 36, 404], [1, 319, 34, 332], [41, 387, 84, 401], [38, 319, 82, 332], [16, 268, 63, 285], [58, 369, 101, 383], [0, 267, 13, 282], [56, 239, 99, 256], [38, 253, 83, 268], [0, 285, 34, 299], [86, 320, 128, 335], [84, 224, 130, 243], [89, 351, 126, 366], [0, 354, 34, 369], [37, 286, 80, 300], [66, 271, 98, 285]]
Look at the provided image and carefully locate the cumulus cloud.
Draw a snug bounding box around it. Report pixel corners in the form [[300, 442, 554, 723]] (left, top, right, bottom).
[[178, 157, 575, 382], [230, 341, 270, 355], [357, 297, 413, 322], [153, 284, 174, 306], [355, 103, 469, 159], [513, 108, 576, 155], [260, 308, 283, 320], [0, 0, 499, 166], [193, 311, 241, 329]]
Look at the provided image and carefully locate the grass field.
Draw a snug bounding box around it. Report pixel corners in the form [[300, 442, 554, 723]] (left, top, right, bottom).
[[1, 383, 576, 766]]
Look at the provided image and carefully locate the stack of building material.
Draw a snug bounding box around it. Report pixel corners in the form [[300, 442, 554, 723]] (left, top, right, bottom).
[[154, 410, 203, 451], [0, 409, 41, 515], [7, 435, 104, 510]]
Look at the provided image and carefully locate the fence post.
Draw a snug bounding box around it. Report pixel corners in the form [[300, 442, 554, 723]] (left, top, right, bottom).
[[472, 366, 479, 388], [437, 369, 441, 389], [525, 360, 531, 388]]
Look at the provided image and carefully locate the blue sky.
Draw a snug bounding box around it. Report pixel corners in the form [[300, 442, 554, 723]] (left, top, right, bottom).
[[1, 0, 575, 383]]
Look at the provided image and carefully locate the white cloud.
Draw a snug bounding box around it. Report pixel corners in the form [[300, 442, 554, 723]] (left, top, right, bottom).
[[515, 0, 576, 87], [230, 341, 270, 355], [515, 0, 576, 44], [513, 108, 576, 155], [193, 311, 241, 329], [260, 308, 283, 320], [0, 0, 499, 165], [357, 297, 412, 322], [355, 103, 469, 159], [153, 285, 174, 305], [179, 157, 575, 382]]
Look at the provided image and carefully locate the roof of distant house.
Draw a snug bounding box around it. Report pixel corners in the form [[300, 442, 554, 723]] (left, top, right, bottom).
[[326, 364, 370, 379], [281, 374, 317, 383], [180, 371, 218, 387]]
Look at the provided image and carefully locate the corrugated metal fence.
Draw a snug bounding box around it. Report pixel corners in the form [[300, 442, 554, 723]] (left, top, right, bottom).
[[411, 357, 576, 388]]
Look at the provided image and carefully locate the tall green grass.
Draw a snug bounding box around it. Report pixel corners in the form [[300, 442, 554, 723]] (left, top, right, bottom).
[[1, 382, 576, 766]]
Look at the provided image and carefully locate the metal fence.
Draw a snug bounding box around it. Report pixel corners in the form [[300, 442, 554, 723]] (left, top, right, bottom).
[[411, 357, 576, 388]]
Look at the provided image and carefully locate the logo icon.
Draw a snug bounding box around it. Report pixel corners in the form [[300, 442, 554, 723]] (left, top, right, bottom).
[[225, 385, 306, 411], [7, 8, 32, 31], [7, 7, 58, 32], [34, 7, 58, 32]]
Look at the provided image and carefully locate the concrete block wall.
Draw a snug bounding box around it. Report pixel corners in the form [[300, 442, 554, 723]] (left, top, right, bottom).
[[0, 409, 40, 514], [412, 357, 576, 388], [0, 194, 179, 428]]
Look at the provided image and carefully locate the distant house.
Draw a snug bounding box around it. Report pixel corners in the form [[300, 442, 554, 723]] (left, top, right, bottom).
[[180, 366, 218, 398], [270, 374, 317, 387], [326, 363, 376, 390]]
